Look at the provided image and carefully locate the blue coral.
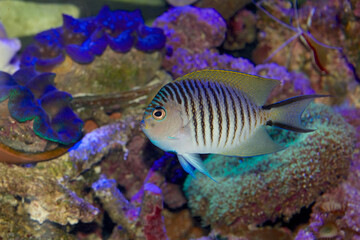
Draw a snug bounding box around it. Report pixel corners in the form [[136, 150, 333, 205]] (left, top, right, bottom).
[[0, 68, 83, 145], [20, 6, 166, 69]]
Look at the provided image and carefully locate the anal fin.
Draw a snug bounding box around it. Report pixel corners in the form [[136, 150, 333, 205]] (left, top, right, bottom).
[[224, 126, 285, 157]]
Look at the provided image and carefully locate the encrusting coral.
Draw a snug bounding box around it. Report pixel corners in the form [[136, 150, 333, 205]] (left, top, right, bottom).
[[184, 103, 355, 234], [294, 108, 360, 239]]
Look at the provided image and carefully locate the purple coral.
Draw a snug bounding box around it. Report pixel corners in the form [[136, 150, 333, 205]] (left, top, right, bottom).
[[20, 6, 166, 70], [153, 6, 226, 54], [0, 68, 83, 145]]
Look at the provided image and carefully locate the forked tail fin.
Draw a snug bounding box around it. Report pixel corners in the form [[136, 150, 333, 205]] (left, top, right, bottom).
[[263, 95, 329, 133]]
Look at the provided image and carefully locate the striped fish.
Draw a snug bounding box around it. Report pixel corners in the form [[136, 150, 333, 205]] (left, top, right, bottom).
[[141, 70, 326, 181]]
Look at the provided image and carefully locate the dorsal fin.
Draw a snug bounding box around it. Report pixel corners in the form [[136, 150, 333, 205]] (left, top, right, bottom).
[[175, 69, 280, 106]]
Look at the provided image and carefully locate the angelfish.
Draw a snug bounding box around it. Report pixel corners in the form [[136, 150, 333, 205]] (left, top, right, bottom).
[[141, 69, 325, 181]]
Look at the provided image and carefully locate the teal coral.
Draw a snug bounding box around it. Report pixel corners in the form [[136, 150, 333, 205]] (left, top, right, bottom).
[[184, 103, 355, 231]]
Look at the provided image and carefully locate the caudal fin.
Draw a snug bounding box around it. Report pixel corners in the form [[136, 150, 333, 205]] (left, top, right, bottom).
[[263, 95, 329, 133]]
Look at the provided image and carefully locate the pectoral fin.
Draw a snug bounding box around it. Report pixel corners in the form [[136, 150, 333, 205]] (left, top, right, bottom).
[[224, 126, 285, 157], [177, 153, 217, 182]]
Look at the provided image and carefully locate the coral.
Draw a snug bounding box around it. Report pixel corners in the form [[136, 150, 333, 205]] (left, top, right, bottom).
[[183, 103, 355, 233], [92, 174, 168, 240], [21, 6, 165, 71], [223, 9, 257, 51], [0, 22, 20, 74], [0, 68, 82, 148], [153, 6, 226, 54], [294, 108, 360, 239]]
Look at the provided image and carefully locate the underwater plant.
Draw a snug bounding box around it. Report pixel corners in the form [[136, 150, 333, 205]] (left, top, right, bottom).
[[0, 67, 83, 163], [21, 5, 166, 70]]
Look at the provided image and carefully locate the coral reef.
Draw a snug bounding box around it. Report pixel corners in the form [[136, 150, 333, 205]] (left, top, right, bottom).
[[0, 1, 359, 239], [0, 68, 82, 163], [0, 22, 20, 74], [184, 103, 355, 234]]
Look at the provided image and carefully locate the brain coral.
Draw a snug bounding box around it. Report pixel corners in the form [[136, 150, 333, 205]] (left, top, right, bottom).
[[183, 103, 355, 233], [20, 6, 166, 71]]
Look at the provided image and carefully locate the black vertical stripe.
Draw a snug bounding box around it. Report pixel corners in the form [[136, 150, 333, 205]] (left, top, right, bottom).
[[227, 87, 238, 145], [174, 81, 189, 116], [160, 88, 169, 100], [185, 80, 199, 145], [235, 93, 245, 138], [219, 85, 230, 147], [211, 82, 222, 146], [157, 91, 168, 103], [164, 85, 174, 100], [168, 83, 182, 105], [195, 80, 206, 146], [253, 101, 258, 128], [204, 81, 214, 144], [244, 96, 252, 133]]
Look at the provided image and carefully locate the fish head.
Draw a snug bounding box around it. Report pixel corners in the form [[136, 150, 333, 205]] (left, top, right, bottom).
[[141, 99, 184, 151]]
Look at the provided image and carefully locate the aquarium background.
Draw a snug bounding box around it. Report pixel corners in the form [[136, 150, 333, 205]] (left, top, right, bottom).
[[0, 0, 359, 239]]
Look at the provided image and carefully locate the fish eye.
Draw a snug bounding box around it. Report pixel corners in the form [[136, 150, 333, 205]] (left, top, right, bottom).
[[152, 106, 166, 121]]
